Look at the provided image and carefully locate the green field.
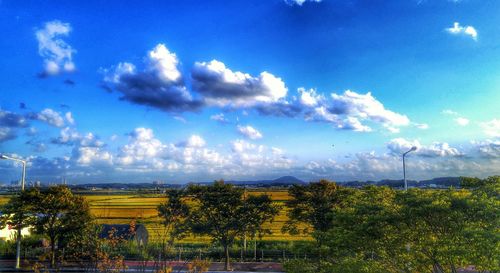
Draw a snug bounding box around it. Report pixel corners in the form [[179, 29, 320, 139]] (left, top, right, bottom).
[[0, 190, 310, 243]]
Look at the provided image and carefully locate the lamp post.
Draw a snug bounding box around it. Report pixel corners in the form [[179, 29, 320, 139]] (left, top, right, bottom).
[[0, 154, 26, 269], [402, 147, 417, 191]]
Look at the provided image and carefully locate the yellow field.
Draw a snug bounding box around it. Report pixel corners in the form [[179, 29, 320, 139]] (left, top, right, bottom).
[[0, 190, 310, 243]]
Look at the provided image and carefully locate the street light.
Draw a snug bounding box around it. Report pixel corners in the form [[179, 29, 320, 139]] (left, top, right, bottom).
[[402, 146, 417, 191], [0, 154, 26, 269]]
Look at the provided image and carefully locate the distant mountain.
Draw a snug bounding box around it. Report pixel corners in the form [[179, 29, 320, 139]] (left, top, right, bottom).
[[417, 177, 461, 187], [272, 176, 305, 184], [221, 176, 305, 186], [62, 176, 462, 190], [339, 177, 462, 188]]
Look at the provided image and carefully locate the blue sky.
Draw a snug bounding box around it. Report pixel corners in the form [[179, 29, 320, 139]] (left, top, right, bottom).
[[0, 0, 499, 184]]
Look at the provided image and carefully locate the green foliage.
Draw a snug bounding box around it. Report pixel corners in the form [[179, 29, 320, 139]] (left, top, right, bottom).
[[285, 177, 500, 273], [0, 188, 39, 231], [157, 188, 190, 249], [186, 180, 279, 270], [1, 186, 94, 268], [283, 179, 352, 246]]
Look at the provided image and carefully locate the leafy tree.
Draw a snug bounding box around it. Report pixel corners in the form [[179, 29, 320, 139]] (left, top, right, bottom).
[[241, 193, 280, 257], [324, 186, 413, 272], [187, 181, 278, 270], [157, 189, 190, 258], [0, 188, 39, 238], [283, 180, 349, 244], [285, 178, 500, 273], [31, 186, 93, 268]]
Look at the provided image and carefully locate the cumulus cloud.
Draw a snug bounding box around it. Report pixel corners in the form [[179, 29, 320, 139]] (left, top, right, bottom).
[[298, 87, 324, 107], [237, 125, 263, 140], [455, 117, 469, 126], [302, 150, 494, 181], [65, 112, 75, 125], [72, 146, 112, 166], [35, 20, 75, 77], [102, 44, 202, 112], [30, 108, 65, 127], [304, 90, 409, 132], [210, 113, 229, 124], [480, 119, 500, 138], [192, 60, 288, 108], [387, 138, 463, 158], [445, 22, 478, 41], [472, 139, 500, 158], [0, 109, 28, 128], [185, 135, 206, 148], [254, 101, 303, 117], [52, 127, 104, 147], [230, 139, 292, 169], [116, 128, 166, 166], [284, 0, 322, 6], [442, 109, 469, 126], [0, 127, 16, 142]]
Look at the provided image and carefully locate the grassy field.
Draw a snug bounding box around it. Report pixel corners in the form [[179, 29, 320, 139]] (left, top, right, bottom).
[[0, 190, 310, 243]]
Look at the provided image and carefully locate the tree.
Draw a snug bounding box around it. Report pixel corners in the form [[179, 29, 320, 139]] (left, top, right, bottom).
[[241, 194, 280, 258], [0, 188, 39, 232], [30, 186, 93, 268], [323, 186, 416, 272], [187, 181, 278, 270], [0, 188, 39, 269], [157, 188, 190, 262], [283, 180, 349, 244]]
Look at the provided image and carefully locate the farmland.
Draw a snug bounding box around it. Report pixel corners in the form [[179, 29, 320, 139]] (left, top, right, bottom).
[[0, 189, 310, 243]]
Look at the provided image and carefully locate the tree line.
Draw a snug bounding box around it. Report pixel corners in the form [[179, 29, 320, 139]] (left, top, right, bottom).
[[283, 176, 499, 273], [0, 176, 498, 272]]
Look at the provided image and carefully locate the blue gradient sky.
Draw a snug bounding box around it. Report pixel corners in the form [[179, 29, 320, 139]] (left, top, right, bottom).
[[0, 0, 499, 183]]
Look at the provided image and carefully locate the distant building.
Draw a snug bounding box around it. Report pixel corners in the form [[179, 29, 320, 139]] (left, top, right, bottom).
[[99, 224, 149, 246]]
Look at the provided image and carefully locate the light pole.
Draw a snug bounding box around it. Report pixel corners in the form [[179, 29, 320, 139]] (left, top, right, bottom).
[[402, 146, 417, 191], [0, 154, 26, 269]]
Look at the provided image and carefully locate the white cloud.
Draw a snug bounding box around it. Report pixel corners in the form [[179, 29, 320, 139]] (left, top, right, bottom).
[[284, 0, 322, 6], [185, 135, 206, 148], [304, 90, 409, 132], [35, 20, 75, 76], [330, 91, 410, 127], [230, 139, 292, 169], [415, 123, 429, 130], [455, 117, 469, 126], [146, 43, 182, 82], [445, 22, 478, 41], [298, 87, 323, 107], [33, 108, 65, 127], [72, 146, 112, 166], [52, 127, 104, 148], [237, 125, 263, 140], [442, 109, 458, 115], [387, 138, 463, 158], [210, 113, 229, 124], [173, 116, 187, 123], [0, 127, 16, 142], [472, 139, 500, 158], [480, 119, 500, 138], [102, 44, 201, 112], [0, 109, 28, 128], [117, 128, 166, 166], [302, 149, 495, 181], [192, 60, 288, 107], [65, 112, 75, 125]]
